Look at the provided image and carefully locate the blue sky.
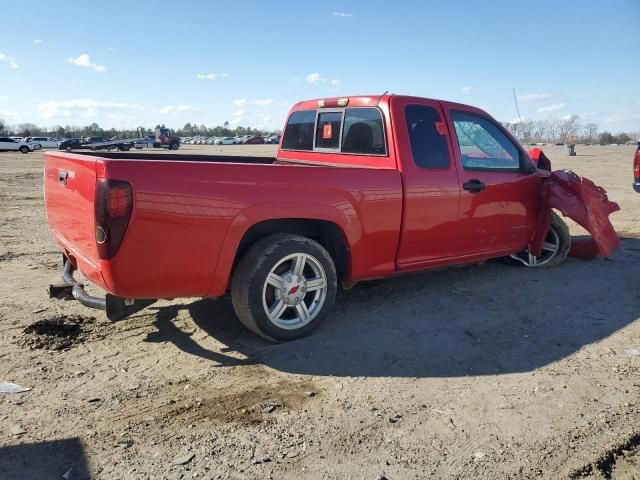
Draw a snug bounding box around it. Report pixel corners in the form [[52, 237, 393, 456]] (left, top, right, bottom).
[[0, 0, 638, 132]]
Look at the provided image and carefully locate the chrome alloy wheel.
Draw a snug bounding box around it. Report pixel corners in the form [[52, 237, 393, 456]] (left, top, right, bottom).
[[261, 253, 328, 330], [510, 227, 561, 267]]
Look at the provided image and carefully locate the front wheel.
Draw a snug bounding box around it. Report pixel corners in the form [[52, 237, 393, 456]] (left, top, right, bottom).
[[170, 143, 180, 150], [231, 234, 337, 341], [19, 146, 29, 154], [508, 212, 571, 267]]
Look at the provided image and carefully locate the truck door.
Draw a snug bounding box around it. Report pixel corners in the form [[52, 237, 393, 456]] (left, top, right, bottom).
[[443, 105, 542, 256], [391, 96, 462, 266]]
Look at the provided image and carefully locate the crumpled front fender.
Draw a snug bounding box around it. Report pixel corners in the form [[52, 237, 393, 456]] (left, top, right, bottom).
[[531, 170, 621, 258]]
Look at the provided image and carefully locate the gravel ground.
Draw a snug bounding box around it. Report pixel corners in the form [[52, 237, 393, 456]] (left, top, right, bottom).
[[0, 144, 638, 480]]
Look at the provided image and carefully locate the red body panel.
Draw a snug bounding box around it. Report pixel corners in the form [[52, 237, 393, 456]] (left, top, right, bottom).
[[46, 94, 617, 302], [45, 152, 402, 298]]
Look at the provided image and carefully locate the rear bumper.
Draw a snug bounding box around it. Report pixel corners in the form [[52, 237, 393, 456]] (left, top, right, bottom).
[[634, 180, 640, 193]]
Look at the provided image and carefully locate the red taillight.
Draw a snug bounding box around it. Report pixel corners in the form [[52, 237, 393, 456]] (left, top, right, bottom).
[[95, 179, 133, 260], [634, 152, 640, 179]]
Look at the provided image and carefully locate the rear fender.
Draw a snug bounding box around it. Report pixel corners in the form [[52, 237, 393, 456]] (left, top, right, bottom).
[[208, 202, 362, 296]]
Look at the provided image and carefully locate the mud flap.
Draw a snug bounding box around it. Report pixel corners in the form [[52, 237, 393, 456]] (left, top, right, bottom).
[[531, 170, 621, 257]]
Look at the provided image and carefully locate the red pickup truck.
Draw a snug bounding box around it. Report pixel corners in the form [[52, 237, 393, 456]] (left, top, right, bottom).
[[45, 95, 578, 341]]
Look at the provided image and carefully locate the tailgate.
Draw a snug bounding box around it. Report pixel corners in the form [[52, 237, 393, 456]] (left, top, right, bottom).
[[44, 152, 98, 267]]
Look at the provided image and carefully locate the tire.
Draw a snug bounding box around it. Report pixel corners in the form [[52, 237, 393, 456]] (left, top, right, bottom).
[[231, 234, 337, 341], [19, 146, 29, 154], [65, 146, 72, 152], [170, 143, 179, 150], [508, 211, 571, 267]]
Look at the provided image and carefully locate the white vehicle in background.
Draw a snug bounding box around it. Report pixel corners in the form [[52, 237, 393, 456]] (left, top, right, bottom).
[[0, 136, 39, 153], [216, 137, 237, 145], [25, 136, 59, 148]]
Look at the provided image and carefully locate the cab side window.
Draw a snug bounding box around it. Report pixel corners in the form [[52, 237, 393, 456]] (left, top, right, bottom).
[[451, 112, 520, 170], [405, 105, 450, 168]]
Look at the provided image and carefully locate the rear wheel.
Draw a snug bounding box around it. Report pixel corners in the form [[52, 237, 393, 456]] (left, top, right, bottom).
[[508, 212, 571, 267], [19, 146, 29, 154], [170, 143, 180, 150], [231, 234, 337, 341]]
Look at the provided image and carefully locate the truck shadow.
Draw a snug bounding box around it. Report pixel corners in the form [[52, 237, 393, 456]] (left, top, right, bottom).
[[0, 438, 89, 480], [148, 237, 640, 378]]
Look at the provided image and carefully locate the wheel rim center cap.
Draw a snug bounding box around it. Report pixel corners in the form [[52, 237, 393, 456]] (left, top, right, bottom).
[[282, 275, 307, 305]]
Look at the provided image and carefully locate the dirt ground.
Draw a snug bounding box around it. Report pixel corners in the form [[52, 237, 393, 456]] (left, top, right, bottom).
[[0, 144, 639, 480]]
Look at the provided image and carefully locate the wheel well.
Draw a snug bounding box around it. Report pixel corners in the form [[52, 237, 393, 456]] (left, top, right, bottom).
[[234, 219, 350, 278]]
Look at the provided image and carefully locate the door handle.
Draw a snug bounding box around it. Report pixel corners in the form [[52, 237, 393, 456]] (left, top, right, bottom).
[[462, 179, 485, 193], [58, 170, 68, 185]]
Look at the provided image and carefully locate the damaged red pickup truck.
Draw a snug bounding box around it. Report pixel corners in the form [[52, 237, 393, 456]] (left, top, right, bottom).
[[44, 95, 620, 341]]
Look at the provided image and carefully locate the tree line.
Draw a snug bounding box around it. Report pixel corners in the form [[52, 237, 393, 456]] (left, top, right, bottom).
[[502, 117, 637, 145], [0, 117, 636, 145], [0, 120, 280, 139]]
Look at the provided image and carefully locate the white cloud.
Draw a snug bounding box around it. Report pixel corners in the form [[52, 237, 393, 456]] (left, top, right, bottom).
[[562, 114, 579, 121], [461, 86, 473, 94], [331, 79, 342, 87], [159, 105, 202, 114], [66, 54, 107, 72], [518, 93, 551, 102], [108, 47, 115, 51], [0, 96, 8, 101], [33, 39, 43, 44], [538, 103, 565, 113], [0, 110, 19, 120], [0, 52, 18, 69], [333, 11, 352, 17], [306, 72, 321, 84], [604, 113, 640, 123], [251, 99, 274, 106], [233, 98, 247, 108], [196, 72, 227, 80], [37, 99, 141, 119]]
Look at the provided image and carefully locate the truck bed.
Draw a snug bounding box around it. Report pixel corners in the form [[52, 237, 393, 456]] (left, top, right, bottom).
[[45, 150, 403, 300]]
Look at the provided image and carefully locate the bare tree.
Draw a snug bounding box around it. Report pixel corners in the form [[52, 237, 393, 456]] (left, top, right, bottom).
[[584, 123, 598, 144], [557, 115, 580, 144], [533, 120, 547, 143], [543, 119, 558, 143]]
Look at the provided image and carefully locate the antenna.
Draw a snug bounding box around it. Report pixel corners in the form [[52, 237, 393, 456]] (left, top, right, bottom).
[[376, 91, 389, 105], [512, 88, 530, 145]]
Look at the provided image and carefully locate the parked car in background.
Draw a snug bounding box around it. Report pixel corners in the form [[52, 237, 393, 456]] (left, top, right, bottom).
[[264, 135, 281, 144], [244, 135, 265, 144], [0, 136, 38, 153], [216, 137, 237, 145], [25, 136, 59, 148], [58, 138, 83, 151], [634, 141, 640, 192]]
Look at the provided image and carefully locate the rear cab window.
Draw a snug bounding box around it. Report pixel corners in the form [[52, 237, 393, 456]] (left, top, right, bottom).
[[282, 107, 387, 156]]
